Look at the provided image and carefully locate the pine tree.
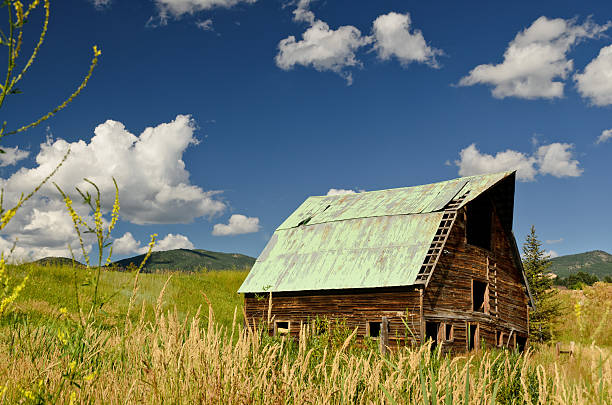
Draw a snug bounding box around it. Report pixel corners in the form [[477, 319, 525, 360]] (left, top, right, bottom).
[[522, 226, 562, 342]]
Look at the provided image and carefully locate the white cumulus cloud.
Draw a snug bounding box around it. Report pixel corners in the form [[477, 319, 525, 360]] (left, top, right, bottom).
[[147, 233, 194, 252], [6, 114, 225, 224], [0, 201, 93, 263], [456, 144, 537, 181], [455, 142, 582, 181], [113, 232, 195, 255], [275, 0, 371, 85], [536, 143, 583, 178], [0, 115, 225, 261], [0, 146, 29, 167], [459, 16, 610, 99], [597, 129, 612, 144], [154, 0, 256, 20], [326, 188, 357, 196], [113, 232, 141, 255], [372, 12, 441, 68], [277, 3, 441, 83], [213, 214, 260, 236], [575, 44, 612, 106]]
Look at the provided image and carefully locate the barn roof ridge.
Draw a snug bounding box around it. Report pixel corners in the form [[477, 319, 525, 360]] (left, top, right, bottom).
[[276, 170, 515, 231], [309, 170, 516, 198]]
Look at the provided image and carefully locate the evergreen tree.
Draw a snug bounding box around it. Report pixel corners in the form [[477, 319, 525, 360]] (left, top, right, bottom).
[[522, 226, 562, 342], [558, 272, 599, 290]]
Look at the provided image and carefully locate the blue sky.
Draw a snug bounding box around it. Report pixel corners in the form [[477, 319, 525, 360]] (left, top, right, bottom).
[[1, 0, 611, 261]]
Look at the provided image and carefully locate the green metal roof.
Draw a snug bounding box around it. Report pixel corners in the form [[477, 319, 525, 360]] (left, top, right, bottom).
[[239, 171, 515, 293], [277, 171, 512, 230]]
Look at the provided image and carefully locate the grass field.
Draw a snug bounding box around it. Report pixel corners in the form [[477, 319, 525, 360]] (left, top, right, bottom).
[[6, 263, 248, 330], [1, 264, 611, 404]]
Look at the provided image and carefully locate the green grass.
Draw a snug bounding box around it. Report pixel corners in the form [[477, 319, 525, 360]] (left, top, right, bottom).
[[7, 263, 248, 330]]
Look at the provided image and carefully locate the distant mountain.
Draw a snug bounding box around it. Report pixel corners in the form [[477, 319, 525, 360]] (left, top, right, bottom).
[[31, 257, 84, 267], [549, 250, 612, 279], [112, 248, 255, 273]]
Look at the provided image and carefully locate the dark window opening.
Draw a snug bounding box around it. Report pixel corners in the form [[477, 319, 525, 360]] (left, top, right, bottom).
[[472, 280, 489, 313], [445, 323, 454, 341], [517, 335, 527, 352], [466, 196, 492, 250], [368, 321, 381, 338], [425, 321, 440, 350], [468, 323, 478, 351], [275, 321, 290, 336]]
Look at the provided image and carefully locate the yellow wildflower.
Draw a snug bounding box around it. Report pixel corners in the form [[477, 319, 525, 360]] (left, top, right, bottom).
[[107, 179, 120, 235], [13, 1, 24, 25], [69, 391, 77, 405], [0, 208, 18, 230], [0, 275, 28, 316], [69, 360, 76, 372], [24, 0, 41, 19], [84, 372, 96, 382], [57, 330, 68, 345], [574, 300, 581, 319], [23, 390, 35, 400], [94, 208, 103, 235], [93, 45, 101, 57], [59, 307, 68, 315]]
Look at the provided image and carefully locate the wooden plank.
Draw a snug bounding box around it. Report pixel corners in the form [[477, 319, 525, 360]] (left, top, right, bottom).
[[380, 316, 389, 355], [419, 288, 425, 345]]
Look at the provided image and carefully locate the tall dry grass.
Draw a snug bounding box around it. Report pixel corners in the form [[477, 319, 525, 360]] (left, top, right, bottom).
[[555, 282, 612, 347], [1, 284, 610, 404]]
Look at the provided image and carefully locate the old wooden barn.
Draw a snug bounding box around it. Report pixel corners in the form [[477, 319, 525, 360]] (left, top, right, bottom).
[[238, 171, 534, 352]]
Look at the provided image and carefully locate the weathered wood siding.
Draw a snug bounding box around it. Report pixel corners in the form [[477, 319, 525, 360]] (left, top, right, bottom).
[[244, 288, 421, 346], [423, 201, 529, 352]]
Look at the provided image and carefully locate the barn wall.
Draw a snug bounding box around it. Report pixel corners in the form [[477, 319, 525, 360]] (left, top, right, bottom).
[[244, 288, 422, 346], [423, 200, 529, 352]]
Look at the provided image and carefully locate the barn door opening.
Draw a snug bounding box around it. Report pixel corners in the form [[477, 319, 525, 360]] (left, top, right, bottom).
[[425, 321, 440, 351], [467, 323, 479, 351], [517, 335, 528, 352]]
